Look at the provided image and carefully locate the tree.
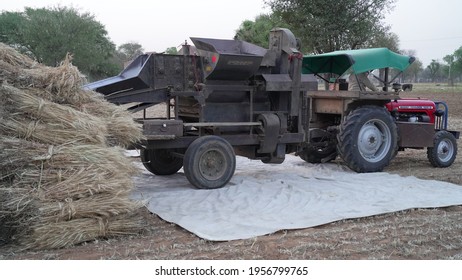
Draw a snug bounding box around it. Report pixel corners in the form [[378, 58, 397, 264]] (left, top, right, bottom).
[[266, 0, 396, 54], [443, 54, 455, 86], [0, 6, 119, 80], [165, 47, 178, 55], [401, 50, 422, 83], [114, 42, 144, 68], [118, 42, 144, 61], [0, 11, 23, 45], [234, 14, 288, 48], [452, 46, 462, 82], [427, 60, 442, 83], [366, 25, 400, 52]]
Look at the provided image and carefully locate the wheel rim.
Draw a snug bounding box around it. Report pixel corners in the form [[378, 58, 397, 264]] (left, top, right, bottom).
[[437, 139, 454, 162], [357, 119, 392, 163], [199, 149, 227, 181]]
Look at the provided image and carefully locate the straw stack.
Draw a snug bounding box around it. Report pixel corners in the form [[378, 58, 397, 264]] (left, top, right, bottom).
[[0, 43, 145, 250]]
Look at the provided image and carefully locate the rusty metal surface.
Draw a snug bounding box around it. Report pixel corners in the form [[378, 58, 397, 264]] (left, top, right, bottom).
[[313, 98, 345, 114], [142, 119, 184, 139], [397, 122, 435, 148]]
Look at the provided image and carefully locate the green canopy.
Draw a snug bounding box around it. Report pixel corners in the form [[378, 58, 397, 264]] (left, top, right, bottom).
[[302, 48, 415, 76]]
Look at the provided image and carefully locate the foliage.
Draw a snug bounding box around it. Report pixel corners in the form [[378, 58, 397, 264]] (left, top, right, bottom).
[[401, 49, 422, 83], [366, 25, 400, 52], [443, 54, 455, 86], [452, 46, 462, 83], [112, 42, 145, 69], [0, 12, 23, 45], [426, 60, 443, 83], [265, 0, 396, 54], [234, 14, 289, 48], [0, 6, 120, 80], [118, 42, 144, 61], [165, 47, 178, 55]]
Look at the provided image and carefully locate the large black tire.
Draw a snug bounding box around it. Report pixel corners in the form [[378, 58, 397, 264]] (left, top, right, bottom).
[[337, 106, 398, 172], [427, 130, 457, 167], [183, 136, 236, 189], [140, 148, 183, 175]]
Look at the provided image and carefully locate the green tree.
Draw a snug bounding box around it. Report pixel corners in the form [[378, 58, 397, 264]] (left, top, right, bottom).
[[0, 11, 23, 45], [234, 14, 288, 48], [366, 25, 400, 51], [165, 47, 178, 55], [118, 42, 144, 61], [452, 46, 462, 82], [266, 0, 396, 53], [113, 42, 144, 69], [427, 60, 442, 83], [401, 49, 422, 83], [0, 6, 119, 80], [443, 54, 455, 86]]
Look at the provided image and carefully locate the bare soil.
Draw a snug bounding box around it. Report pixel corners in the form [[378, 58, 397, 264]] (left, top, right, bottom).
[[2, 90, 462, 260]]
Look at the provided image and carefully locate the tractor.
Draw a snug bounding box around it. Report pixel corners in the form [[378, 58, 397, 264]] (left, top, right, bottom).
[[86, 28, 459, 189]]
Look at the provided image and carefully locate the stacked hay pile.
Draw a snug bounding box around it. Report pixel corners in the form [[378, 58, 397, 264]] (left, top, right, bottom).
[[0, 43, 145, 250]]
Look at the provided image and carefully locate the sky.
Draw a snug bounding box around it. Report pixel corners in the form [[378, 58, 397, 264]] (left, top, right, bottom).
[[1, 0, 461, 66]]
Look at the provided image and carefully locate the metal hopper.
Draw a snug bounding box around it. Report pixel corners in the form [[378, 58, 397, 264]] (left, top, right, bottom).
[[191, 37, 267, 80]]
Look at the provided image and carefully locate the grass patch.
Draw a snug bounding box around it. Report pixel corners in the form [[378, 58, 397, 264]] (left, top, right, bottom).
[[406, 83, 462, 94]]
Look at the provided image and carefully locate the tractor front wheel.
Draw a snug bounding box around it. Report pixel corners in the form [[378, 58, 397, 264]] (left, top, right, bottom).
[[427, 130, 457, 167], [337, 106, 398, 172]]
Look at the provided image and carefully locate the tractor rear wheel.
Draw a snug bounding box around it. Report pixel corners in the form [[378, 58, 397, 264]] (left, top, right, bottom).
[[183, 136, 236, 189], [427, 130, 457, 167], [337, 106, 398, 172], [140, 148, 183, 175]]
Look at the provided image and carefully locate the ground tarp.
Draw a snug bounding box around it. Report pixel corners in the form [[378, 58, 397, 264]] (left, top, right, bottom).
[[131, 154, 462, 241]]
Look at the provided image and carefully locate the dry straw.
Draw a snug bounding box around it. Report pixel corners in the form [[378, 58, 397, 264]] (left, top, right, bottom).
[[0, 42, 143, 148], [0, 84, 108, 145], [0, 43, 37, 68], [37, 191, 142, 223], [81, 99, 144, 147], [21, 214, 145, 250], [0, 43, 145, 250], [0, 43, 86, 102], [1, 137, 139, 200]]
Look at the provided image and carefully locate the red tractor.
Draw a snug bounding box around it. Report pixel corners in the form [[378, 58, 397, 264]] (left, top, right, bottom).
[[302, 47, 459, 172], [386, 98, 457, 167]]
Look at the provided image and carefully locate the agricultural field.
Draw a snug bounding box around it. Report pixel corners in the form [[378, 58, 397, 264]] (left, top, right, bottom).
[[2, 84, 462, 260]]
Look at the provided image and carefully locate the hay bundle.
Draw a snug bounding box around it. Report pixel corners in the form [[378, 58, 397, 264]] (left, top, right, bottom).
[[0, 44, 85, 101], [1, 137, 138, 200], [0, 187, 36, 243], [21, 214, 145, 250], [81, 100, 144, 147], [0, 43, 143, 148], [0, 44, 145, 249], [24, 88, 144, 147], [0, 84, 107, 145]]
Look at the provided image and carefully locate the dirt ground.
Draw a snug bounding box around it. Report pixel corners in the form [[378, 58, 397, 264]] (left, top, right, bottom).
[[2, 90, 462, 260]]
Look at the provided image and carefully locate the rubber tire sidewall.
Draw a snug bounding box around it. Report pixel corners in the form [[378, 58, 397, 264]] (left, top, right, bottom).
[[427, 130, 458, 167], [140, 148, 183, 175], [337, 106, 398, 172], [183, 136, 236, 189]]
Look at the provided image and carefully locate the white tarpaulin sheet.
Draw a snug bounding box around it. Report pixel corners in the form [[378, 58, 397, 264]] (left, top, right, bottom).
[[131, 154, 462, 241]]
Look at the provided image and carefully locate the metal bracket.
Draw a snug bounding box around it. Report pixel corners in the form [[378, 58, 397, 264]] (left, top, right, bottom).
[[256, 113, 281, 154]]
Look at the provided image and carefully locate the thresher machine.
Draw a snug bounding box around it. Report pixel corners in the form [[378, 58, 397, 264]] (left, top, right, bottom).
[[86, 28, 459, 189]]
